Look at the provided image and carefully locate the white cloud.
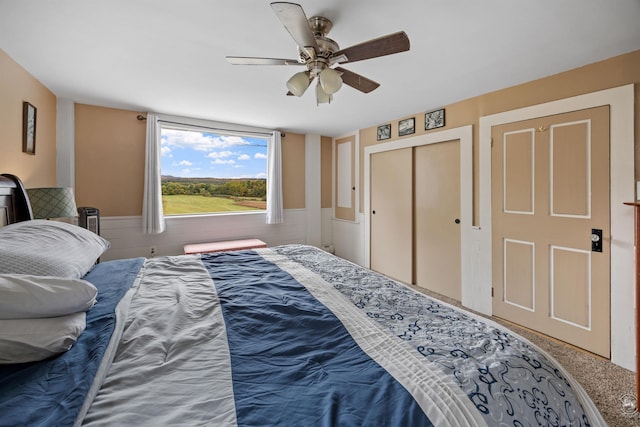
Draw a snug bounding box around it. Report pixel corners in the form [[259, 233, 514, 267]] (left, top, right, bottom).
[[238, 154, 250, 161], [212, 158, 235, 165], [254, 153, 267, 159], [255, 172, 267, 179], [161, 129, 252, 152], [161, 146, 172, 157], [178, 160, 192, 166], [207, 150, 233, 159]]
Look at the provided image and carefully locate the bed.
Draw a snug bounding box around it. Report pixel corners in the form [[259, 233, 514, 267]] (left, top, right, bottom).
[[0, 174, 605, 426]]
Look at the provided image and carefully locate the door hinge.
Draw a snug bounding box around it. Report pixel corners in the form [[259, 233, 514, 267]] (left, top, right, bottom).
[[491, 287, 494, 297], [490, 138, 493, 148]]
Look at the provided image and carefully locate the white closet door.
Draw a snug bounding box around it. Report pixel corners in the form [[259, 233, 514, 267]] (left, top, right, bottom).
[[370, 148, 412, 283]]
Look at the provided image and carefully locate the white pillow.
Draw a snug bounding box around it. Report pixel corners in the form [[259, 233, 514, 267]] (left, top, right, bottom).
[[0, 275, 97, 319], [0, 312, 86, 364], [0, 220, 110, 279]]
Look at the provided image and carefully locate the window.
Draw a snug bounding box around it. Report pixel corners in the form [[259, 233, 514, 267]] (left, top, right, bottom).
[[160, 125, 268, 215]]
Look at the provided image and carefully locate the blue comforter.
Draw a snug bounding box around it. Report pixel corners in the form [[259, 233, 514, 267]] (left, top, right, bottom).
[[204, 251, 433, 426], [0, 258, 144, 427]]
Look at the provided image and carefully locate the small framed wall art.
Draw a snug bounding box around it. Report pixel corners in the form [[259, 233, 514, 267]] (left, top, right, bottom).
[[377, 124, 391, 141], [22, 101, 37, 154], [398, 117, 415, 136], [425, 108, 445, 130]]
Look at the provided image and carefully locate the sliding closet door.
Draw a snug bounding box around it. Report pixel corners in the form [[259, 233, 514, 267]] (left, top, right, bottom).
[[370, 148, 412, 283], [414, 140, 461, 300]]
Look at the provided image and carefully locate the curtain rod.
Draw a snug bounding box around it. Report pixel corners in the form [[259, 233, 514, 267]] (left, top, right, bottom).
[[136, 114, 282, 138]]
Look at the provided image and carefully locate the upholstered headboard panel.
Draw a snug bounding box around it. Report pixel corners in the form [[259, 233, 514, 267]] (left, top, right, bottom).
[[0, 174, 33, 226]]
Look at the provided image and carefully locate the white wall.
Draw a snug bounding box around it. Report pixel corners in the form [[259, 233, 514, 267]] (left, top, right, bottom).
[[332, 214, 365, 266], [100, 209, 308, 261]]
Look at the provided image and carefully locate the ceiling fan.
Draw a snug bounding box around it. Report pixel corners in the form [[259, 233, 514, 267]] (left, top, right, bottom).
[[226, 2, 410, 105]]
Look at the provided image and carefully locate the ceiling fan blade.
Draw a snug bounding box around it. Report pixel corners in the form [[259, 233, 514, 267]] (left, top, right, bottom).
[[331, 31, 410, 64], [271, 2, 318, 54], [226, 56, 302, 66], [335, 67, 380, 93]]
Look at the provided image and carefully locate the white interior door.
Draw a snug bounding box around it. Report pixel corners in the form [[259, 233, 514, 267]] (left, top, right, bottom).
[[492, 106, 610, 357]]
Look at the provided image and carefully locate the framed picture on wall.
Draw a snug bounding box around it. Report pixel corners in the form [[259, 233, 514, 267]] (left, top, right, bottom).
[[22, 101, 37, 154], [398, 117, 415, 136], [425, 108, 445, 130], [377, 124, 391, 141]]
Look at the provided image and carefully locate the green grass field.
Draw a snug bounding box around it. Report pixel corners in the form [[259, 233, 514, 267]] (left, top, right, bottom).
[[162, 195, 265, 215]]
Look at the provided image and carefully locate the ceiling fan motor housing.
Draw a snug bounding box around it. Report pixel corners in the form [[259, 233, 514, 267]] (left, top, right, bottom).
[[298, 16, 339, 78]]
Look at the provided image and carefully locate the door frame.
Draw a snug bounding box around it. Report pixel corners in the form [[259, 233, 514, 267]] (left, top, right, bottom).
[[478, 84, 635, 370], [364, 125, 473, 300]]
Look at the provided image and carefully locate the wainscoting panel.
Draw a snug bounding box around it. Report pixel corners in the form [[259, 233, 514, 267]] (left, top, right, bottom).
[[100, 209, 308, 261]]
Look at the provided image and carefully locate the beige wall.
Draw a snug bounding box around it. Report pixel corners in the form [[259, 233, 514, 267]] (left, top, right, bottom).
[[281, 132, 306, 209], [0, 49, 57, 188], [74, 104, 146, 216], [74, 104, 308, 215], [358, 49, 640, 222]]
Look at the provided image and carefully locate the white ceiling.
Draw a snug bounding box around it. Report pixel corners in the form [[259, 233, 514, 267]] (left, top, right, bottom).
[[1, 0, 639, 137]]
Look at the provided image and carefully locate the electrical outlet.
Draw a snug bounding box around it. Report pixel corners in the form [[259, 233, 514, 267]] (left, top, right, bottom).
[[150, 246, 156, 257]]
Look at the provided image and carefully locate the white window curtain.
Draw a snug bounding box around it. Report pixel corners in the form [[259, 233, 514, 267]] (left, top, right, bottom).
[[266, 131, 284, 224], [142, 113, 166, 234]]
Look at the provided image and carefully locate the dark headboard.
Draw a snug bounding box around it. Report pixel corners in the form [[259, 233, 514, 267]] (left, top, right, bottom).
[[0, 174, 33, 226]]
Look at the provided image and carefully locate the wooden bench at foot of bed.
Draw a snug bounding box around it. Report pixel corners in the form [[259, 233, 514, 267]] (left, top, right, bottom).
[[183, 238, 267, 255]]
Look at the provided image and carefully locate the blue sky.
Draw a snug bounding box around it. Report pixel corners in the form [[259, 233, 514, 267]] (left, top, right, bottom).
[[160, 128, 268, 179]]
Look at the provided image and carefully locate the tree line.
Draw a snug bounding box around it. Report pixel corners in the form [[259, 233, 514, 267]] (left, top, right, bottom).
[[161, 176, 266, 200]]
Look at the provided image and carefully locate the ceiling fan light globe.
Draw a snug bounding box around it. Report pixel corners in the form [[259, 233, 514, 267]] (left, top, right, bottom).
[[319, 68, 343, 95], [316, 83, 332, 105], [286, 71, 310, 97]]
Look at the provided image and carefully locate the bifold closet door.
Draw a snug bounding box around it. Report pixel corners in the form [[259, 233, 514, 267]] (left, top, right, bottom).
[[370, 148, 412, 284]]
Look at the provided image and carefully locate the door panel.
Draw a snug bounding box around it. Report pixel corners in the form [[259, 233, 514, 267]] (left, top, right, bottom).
[[551, 121, 590, 216], [551, 246, 590, 328], [503, 239, 535, 311], [370, 148, 412, 283], [503, 130, 534, 214], [414, 140, 461, 300], [335, 136, 355, 221], [492, 106, 610, 357]]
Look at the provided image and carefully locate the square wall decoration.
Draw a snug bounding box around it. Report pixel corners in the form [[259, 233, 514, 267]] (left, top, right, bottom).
[[398, 117, 415, 136], [377, 124, 391, 141], [425, 108, 445, 130]]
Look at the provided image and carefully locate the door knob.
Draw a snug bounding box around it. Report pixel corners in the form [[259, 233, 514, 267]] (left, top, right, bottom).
[[591, 229, 602, 252]]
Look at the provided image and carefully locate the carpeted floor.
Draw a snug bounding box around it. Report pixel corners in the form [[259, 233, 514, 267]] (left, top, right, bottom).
[[411, 285, 638, 427]]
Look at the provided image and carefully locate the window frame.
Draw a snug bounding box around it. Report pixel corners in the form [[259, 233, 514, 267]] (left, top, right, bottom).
[[158, 121, 270, 218]]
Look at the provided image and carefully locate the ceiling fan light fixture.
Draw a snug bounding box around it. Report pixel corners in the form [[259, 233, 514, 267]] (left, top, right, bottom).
[[319, 67, 342, 95], [286, 71, 310, 97], [316, 82, 332, 105]]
